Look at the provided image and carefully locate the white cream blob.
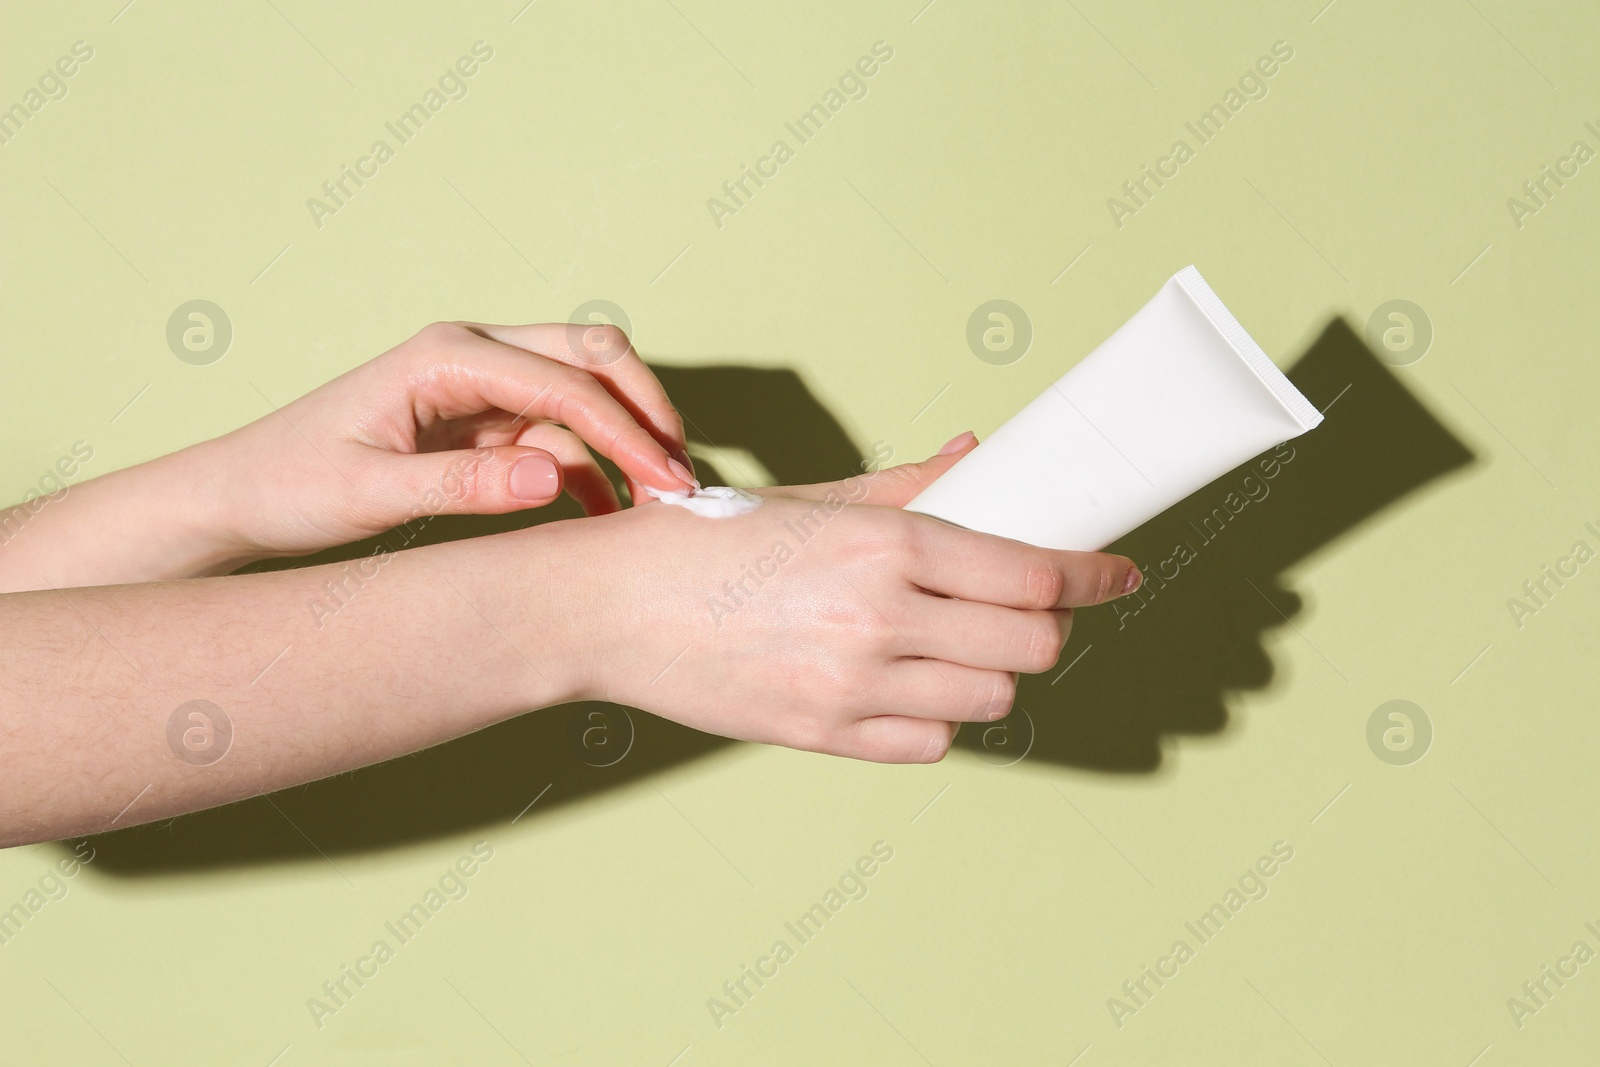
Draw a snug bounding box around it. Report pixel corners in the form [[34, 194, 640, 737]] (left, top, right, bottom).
[[643, 483, 763, 518]]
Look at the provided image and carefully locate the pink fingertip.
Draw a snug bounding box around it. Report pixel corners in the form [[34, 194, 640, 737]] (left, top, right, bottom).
[[938, 431, 977, 456]]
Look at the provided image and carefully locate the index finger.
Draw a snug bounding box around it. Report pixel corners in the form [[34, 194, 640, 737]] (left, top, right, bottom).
[[456, 321, 689, 462], [404, 323, 692, 494], [904, 514, 1141, 609]]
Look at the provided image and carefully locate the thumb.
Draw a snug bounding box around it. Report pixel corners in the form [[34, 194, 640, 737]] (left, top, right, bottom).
[[768, 432, 978, 508], [852, 431, 979, 507], [387, 445, 565, 517]]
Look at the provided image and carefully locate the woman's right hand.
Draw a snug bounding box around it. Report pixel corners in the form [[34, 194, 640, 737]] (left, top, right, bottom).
[[541, 489, 1141, 764]]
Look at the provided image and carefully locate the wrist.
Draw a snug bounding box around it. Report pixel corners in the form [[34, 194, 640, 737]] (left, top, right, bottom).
[[466, 521, 600, 709], [131, 435, 271, 576], [0, 439, 261, 591]]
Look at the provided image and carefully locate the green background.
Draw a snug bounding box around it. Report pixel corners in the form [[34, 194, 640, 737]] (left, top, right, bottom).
[[3, 0, 1597, 1063]]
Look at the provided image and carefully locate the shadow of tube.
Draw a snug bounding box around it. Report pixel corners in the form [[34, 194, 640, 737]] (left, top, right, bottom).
[[78, 320, 1471, 874], [954, 317, 1475, 772]]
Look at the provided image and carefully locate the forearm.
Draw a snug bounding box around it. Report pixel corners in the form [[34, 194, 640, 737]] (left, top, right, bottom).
[[0, 437, 254, 593], [0, 525, 581, 846]]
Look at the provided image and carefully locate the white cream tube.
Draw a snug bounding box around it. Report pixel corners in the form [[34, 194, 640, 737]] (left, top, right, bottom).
[[905, 266, 1323, 551]]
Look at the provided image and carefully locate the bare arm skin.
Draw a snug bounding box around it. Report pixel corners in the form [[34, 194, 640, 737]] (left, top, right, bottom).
[[0, 529, 568, 847], [0, 490, 1139, 847], [0, 325, 1141, 847]]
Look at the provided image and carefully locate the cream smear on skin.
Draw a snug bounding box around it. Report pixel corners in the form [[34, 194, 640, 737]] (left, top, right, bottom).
[[643, 483, 763, 518]]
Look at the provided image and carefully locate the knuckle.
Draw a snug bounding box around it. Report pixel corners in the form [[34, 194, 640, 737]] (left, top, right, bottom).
[[523, 377, 559, 416], [573, 323, 631, 364], [420, 457, 478, 508], [828, 672, 866, 711], [1094, 559, 1115, 603], [416, 320, 467, 347], [549, 372, 609, 422], [785, 715, 834, 756], [838, 514, 906, 567], [967, 673, 1018, 724], [447, 452, 491, 504], [988, 671, 1018, 712], [839, 726, 888, 763], [812, 580, 908, 660], [969, 675, 1017, 723], [880, 511, 923, 561], [833, 603, 890, 651], [554, 374, 613, 421], [1024, 560, 1065, 609], [544, 359, 590, 392], [1019, 616, 1065, 673], [919, 726, 953, 763], [1055, 555, 1114, 606]]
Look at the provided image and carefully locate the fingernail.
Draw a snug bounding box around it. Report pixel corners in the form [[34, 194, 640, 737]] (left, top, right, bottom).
[[666, 456, 699, 489], [673, 448, 697, 478], [1120, 565, 1142, 595], [938, 431, 977, 455], [509, 455, 560, 500]]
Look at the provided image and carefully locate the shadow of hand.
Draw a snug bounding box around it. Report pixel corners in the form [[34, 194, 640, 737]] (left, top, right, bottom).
[[955, 317, 1473, 773], [81, 323, 1471, 873]]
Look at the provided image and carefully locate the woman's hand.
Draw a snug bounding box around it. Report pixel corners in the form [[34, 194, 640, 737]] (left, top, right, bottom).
[[540, 475, 1141, 764], [0, 320, 697, 590], [203, 319, 696, 560], [0, 436, 1139, 842]]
